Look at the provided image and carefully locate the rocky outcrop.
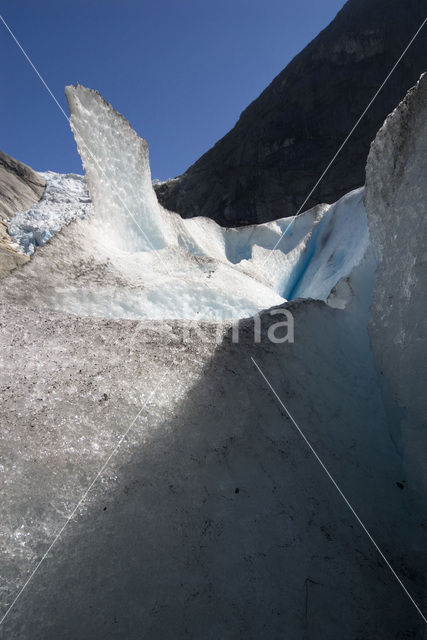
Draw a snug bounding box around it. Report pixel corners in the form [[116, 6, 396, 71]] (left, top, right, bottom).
[[0, 151, 46, 219], [155, 0, 427, 226], [366, 72, 427, 496], [0, 151, 45, 277]]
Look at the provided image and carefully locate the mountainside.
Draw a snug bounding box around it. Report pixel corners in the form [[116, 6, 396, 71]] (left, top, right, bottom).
[[0, 151, 45, 277], [155, 0, 427, 226]]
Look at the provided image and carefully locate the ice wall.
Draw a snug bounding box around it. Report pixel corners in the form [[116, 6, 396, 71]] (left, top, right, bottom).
[[61, 84, 369, 320], [65, 84, 179, 252], [1, 259, 424, 639], [366, 72, 427, 495]]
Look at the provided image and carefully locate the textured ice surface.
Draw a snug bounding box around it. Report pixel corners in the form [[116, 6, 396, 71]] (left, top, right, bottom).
[[291, 188, 369, 299], [13, 83, 365, 322], [366, 72, 427, 497], [8, 172, 91, 254], [4, 86, 369, 322], [0, 277, 425, 639], [0, 78, 427, 638]]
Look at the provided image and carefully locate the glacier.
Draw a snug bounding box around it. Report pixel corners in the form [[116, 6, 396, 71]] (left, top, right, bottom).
[[3, 84, 369, 322], [0, 76, 426, 640], [8, 171, 91, 254]]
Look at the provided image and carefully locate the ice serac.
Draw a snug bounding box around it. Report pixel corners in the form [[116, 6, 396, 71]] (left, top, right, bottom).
[[41, 83, 368, 321], [65, 84, 175, 252], [366, 72, 427, 495]]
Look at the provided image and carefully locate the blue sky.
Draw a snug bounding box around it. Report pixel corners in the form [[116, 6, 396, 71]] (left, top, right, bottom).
[[0, 0, 345, 180]]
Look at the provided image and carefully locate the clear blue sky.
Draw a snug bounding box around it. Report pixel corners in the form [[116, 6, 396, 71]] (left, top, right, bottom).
[[0, 0, 345, 180]]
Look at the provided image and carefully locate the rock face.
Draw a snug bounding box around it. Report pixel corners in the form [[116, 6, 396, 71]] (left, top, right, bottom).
[[0, 151, 45, 277], [366, 72, 427, 496], [0, 151, 46, 220], [155, 0, 427, 226]]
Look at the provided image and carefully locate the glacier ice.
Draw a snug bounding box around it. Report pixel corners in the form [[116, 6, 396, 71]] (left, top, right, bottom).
[[63, 82, 369, 317], [1, 84, 369, 322], [8, 171, 91, 254], [0, 253, 424, 639], [366, 72, 427, 498], [0, 74, 427, 640]]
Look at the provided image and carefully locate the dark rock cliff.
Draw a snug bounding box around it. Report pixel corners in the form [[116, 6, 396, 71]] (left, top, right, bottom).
[[155, 0, 427, 226]]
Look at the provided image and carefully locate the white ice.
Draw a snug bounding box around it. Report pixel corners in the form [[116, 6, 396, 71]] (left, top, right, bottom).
[[6, 84, 369, 322], [8, 171, 91, 254], [66, 84, 369, 311]]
